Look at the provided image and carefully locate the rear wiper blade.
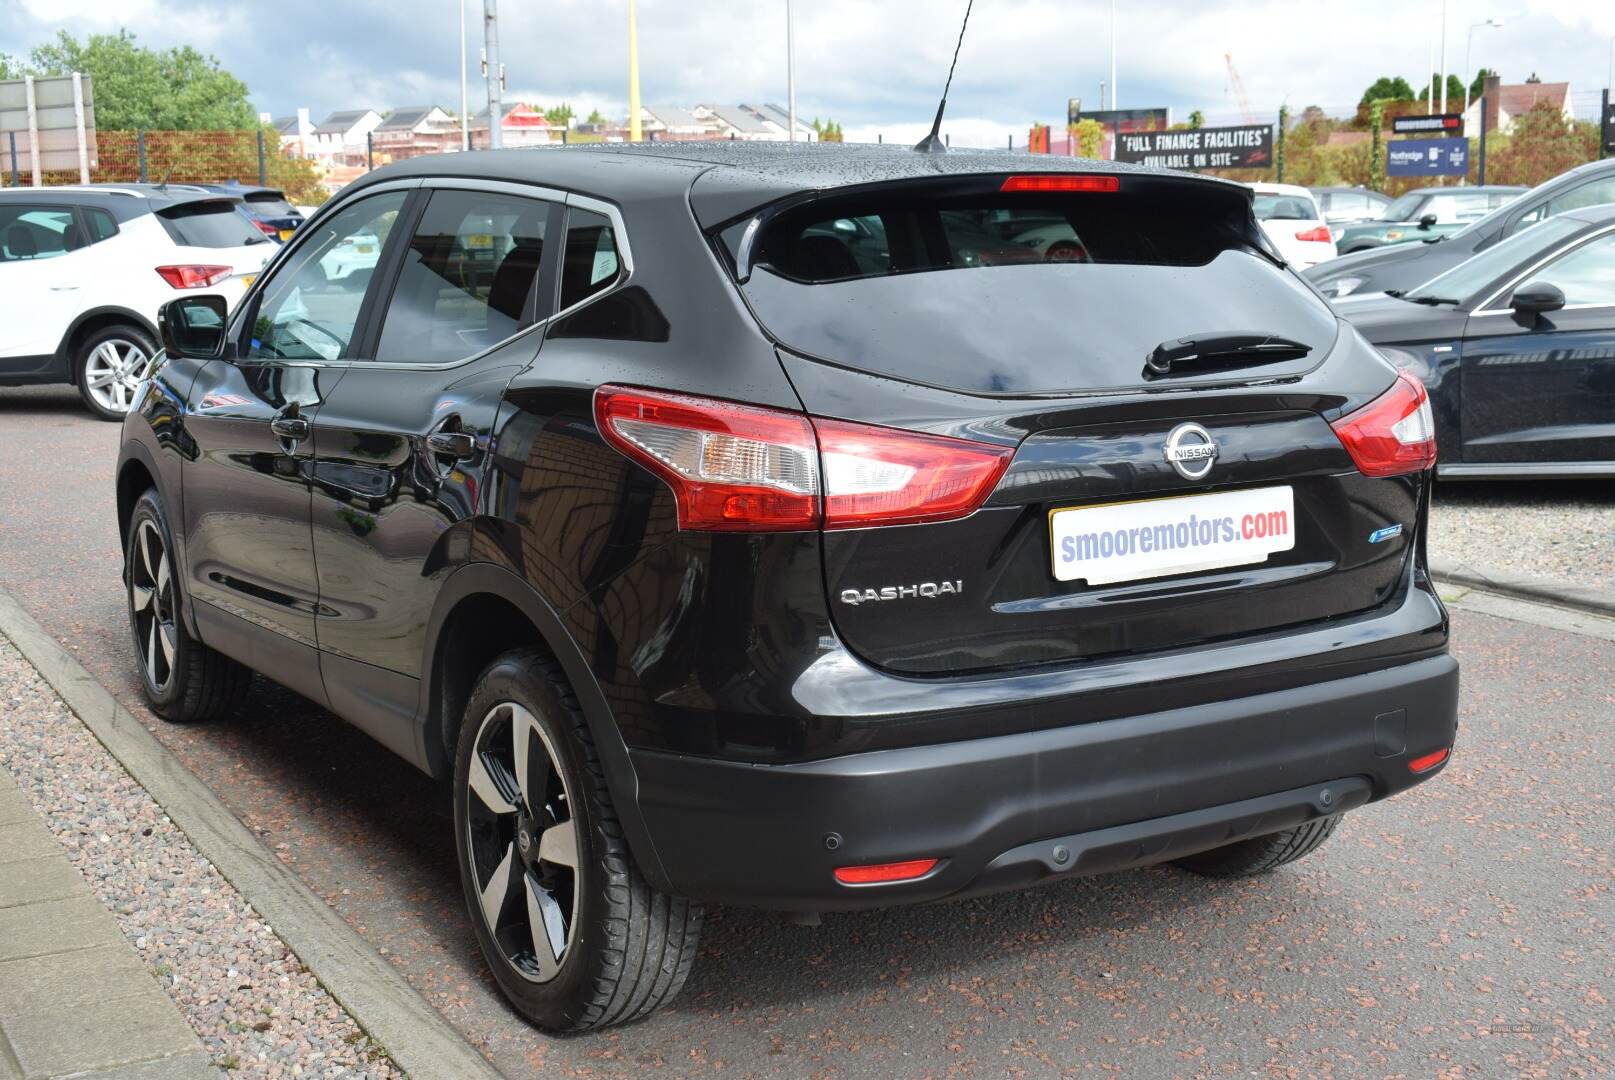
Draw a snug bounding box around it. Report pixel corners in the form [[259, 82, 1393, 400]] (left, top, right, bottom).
[[1143, 332, 1311, 380]]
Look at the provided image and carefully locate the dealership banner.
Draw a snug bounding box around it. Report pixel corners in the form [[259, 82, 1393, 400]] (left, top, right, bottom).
[[1386, 137, 1469, 177], [1112, 124, 1273, 170], [1392, 113, 1463, 136]]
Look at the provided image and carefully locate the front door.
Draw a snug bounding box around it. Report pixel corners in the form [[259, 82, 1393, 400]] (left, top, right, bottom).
[[307, 185, 560, 761], [1460, 230, 1615, 468], [182, 188, 413, 704], [0, 201, 90, 365]]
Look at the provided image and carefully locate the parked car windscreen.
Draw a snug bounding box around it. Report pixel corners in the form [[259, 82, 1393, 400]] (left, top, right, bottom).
[[157, 199, 269, 248], [738, 183, 1337, 395], [1378, 192, 1427, 221]]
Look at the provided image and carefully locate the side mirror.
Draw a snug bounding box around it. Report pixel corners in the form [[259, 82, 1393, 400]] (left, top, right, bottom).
[[1417, 213, 1439, 230], [158, 295, 229, 359], [1510, 281, 1565, 317]]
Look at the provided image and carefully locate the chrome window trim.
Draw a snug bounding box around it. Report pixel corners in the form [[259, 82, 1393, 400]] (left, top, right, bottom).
[[1473, 222, 1615, 314], [227, 177, 636, 373]]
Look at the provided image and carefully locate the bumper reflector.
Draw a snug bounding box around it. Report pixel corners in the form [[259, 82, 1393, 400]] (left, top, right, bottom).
[[1408, 747, 1450, 773], [833, 858, 939, 885]]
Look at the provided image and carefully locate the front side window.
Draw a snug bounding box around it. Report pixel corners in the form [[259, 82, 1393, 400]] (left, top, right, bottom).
[[558, 208, 622, 309], [1520, 231, 1615, 307], [374, 188, 552, 364], [245, 191, 407, 361], [0, 205, 79, 261]]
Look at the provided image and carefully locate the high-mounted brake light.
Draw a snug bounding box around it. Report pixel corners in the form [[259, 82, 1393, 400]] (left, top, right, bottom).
[[1329, 370, 1437, 477], [1294, 225, 1333, 243], [593, 386, 1013, 532], [833, 858, 939, 885], [1000, 174, 1119, 193], [156, 264, 233, 290]]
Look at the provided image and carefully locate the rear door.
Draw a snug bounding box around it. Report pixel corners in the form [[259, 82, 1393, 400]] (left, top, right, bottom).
[[1459, 227, 1615, 467], [733, 174, 1418, 675], [182, 188, 412, 704], [304, 183, 564, 759]]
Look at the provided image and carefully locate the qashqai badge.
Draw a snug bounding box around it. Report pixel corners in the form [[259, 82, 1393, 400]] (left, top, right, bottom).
[[1163, 423, 1218, 481]]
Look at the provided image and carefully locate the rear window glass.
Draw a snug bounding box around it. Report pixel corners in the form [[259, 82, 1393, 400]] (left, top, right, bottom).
[[736, 182, 1336, 395], [244, 193, 297, 217], [157, 200, 268, 249], [1252, 193, 1319, 221], [752, 190, 1256, 284]]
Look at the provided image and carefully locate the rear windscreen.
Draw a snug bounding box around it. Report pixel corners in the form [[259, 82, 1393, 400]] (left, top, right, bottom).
[[157, 200, 268, 248], [735, 183, 1338, 395], [244, 193, 297, 217]]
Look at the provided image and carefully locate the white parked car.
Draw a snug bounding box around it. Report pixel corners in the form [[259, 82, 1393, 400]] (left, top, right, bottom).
[[0, 185, 274, 419], [1247, 183, 1338, 270]]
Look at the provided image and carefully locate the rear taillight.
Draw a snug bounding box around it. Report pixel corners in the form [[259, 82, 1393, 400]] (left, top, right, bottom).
[[1329, 371, 1437, 477], [156, 264, 233, 289], [833, 858, 938, 885], [1294, 225, 1333, 243], [593, 386, 1012, 532], [252, 219, 278, 235]]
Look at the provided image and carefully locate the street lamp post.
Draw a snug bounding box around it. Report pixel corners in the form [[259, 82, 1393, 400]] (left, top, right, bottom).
[[1438, 0, 1448, 115], [786, 0, 796, 143], [1109, 0, 1117, 110], [1463, 18, 1502, 117], [459, 0, 469, 151]]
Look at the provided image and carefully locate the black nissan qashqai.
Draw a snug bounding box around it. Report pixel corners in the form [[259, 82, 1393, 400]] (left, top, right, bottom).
[[116, 143, 1458, 1032]]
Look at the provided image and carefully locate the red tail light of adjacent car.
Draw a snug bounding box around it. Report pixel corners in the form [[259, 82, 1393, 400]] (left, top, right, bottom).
[[1294, 225, 1333, 243], [155, 265, 234, 290]]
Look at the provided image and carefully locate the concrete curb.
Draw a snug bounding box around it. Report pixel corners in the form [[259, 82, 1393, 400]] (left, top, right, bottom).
[[1429, 557, 1615, 620], [0, 586, 505, 1080]]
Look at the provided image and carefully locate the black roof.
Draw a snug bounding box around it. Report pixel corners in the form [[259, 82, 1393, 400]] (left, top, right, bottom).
[[0, 184, 243, 222], [351, 140, 1248, 227]]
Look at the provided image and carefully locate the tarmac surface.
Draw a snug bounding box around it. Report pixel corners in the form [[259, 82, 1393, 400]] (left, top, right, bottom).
[[1, 384, 1610, 1077]]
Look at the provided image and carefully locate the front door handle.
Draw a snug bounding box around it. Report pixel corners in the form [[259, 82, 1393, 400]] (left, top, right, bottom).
[[425, 430, 476, 459], [271, 415, 310, 440]]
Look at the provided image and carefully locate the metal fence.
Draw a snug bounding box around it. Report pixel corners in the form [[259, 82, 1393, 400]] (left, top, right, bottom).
[[4, 128, 272, 188]]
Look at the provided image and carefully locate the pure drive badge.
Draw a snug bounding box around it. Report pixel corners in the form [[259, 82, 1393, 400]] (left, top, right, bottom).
[[839, 581, 963, 605]]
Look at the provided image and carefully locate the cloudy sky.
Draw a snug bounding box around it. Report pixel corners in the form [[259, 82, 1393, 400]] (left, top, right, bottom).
[[3, 0, 1612, 146]]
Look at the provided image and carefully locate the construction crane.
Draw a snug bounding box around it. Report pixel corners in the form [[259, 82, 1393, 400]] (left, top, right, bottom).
[[1224, 54, 1255, 125]]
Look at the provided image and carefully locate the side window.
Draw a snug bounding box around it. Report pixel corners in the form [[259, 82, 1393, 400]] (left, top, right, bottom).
[[1530, 233, 1615, 307], [374, 189, 552, 364], [0, 205, 78, 261], [245, 191, 407, 362], [1547, 177, 1615, 217], [558, 208, 622, 310], [85, 208, 119, 243]]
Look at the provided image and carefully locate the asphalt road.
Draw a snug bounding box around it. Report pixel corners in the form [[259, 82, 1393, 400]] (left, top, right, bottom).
[[2, 384, 1610, 1078]]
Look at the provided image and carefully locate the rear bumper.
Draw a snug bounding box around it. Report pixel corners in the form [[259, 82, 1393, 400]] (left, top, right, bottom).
[[630, 652, 1458, 910]]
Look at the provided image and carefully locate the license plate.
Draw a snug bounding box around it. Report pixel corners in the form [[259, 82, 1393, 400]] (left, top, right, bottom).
[[1050, 486, 1295, 585], [239, 273, 256, 288], [279, 228, 295, 241], [357, 244, 374, 254]]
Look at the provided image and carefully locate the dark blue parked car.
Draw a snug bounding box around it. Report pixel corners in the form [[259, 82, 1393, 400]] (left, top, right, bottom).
[[190, 183, 304, 242]]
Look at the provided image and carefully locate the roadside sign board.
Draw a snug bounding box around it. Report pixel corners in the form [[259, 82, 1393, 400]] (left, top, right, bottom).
[[1603, 95, 1615, 156], [1113, 124, 1273, 170], [1075, 107, 1170, 132], [1393, 113, 1464, 136], [1386, 136, 1469, 177], [0, 74, 97, 174]]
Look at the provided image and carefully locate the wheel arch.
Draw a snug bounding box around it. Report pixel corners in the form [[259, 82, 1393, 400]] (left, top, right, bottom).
[[418, 562, 674, 893], [57, 307, 160, 384]]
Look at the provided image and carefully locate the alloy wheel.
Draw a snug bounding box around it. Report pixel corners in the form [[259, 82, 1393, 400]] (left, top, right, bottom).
[[83, 338, 149, 414], [129, 520, 178, 692], [464, 701, 580, 983]]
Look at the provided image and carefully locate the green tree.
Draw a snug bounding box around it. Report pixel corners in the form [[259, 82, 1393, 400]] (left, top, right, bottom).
[[1488, 101, 1599, 187], [1359, 76, 1414, 106], [1468, 67, 1498, 98], [543, 103, 574, 126], [0, 52, 19, 80], [1069, 118, 1105, 158], [1187, 109, 1204, 129], [26, 29, 255, 130], [1416, 74, 1467, 104], [585, 108, 608, 125]]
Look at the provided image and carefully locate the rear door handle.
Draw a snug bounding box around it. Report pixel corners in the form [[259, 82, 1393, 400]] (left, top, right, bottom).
[[426, 430, 476, 459], [271, 416, 310, 440]]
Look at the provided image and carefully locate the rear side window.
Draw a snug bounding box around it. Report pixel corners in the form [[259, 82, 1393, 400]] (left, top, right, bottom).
[[86, 208, 118, 243], [157, 200, 267, 249], [375, 188, 553, 365], [0, 205, 78, 261], [559, 208, 622, 308]]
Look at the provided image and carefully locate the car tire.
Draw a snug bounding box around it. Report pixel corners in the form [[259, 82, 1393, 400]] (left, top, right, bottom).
[[453, 648, 703, 1032], [126, 489, 253, 722], [1171, 814, 1341, 878], [77, 324, 158, 421]]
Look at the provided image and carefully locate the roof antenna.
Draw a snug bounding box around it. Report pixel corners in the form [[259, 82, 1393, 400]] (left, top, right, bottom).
[[913, 0, 974, 153], [154, 167, 173, 191]]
